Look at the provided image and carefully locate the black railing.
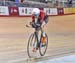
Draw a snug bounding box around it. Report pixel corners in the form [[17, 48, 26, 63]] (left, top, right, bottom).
[[0, 1, 74, 8], [0, 1, 49, 7]]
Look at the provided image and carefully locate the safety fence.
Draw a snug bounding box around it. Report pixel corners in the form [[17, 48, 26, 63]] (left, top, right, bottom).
[[0, 6, 75, 17]]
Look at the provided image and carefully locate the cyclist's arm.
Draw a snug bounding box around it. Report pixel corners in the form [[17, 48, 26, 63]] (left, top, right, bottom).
[[40, 10, 45, 23], [32, 15, 35, 22], [26, 16, 35, 27], [40, 11, 46, 27]]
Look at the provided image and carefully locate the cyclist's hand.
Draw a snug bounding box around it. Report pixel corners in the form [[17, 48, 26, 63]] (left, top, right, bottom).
[[26, 24, 30, 27], [30, 22, 34, 25]]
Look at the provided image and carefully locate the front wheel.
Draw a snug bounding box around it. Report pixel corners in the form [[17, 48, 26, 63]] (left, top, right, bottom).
[[39, 33, 48, 56], [27, 33, 37, 58]]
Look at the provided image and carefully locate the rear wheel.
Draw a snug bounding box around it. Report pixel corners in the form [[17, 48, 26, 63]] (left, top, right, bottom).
[[39, 33, 48, 56]]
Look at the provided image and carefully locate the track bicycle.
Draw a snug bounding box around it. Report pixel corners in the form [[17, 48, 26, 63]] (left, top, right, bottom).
[[26, 24, 48, 58]]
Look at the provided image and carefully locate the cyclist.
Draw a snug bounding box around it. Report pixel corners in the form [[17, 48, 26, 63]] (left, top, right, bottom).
[[27, 8, 48, 52]]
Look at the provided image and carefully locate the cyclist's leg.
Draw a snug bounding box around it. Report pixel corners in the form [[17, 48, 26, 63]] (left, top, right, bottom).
[[32, 32, 38, 52], [41, 27, 47, 46], [37, 29, 41, 48], [32, 29, 41, 52]]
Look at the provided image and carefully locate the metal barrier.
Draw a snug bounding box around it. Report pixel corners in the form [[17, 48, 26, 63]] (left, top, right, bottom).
[[0, 1, 49, 7]]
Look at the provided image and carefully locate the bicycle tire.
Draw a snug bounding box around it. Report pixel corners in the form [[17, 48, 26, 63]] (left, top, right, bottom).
[[27, 33, 36, 58], [39, 33, 48, 56]]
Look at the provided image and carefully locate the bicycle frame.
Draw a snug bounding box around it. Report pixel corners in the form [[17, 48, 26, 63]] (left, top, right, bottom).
[[27, 25, 48, 57]]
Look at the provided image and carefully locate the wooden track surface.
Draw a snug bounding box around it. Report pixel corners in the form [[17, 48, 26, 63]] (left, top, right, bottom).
[[0, 15, 75, 63]]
